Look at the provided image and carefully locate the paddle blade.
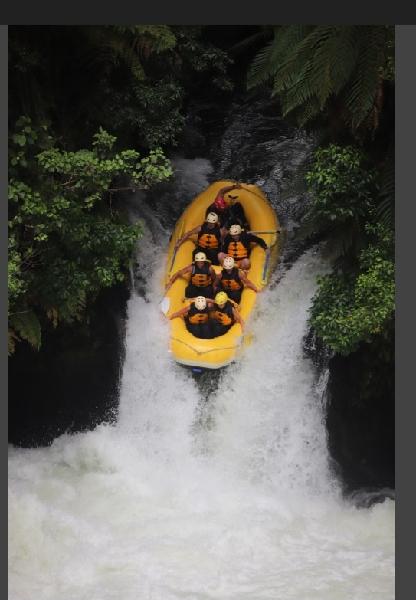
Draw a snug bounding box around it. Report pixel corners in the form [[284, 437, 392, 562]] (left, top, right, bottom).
[[159, 296, 170, 315]]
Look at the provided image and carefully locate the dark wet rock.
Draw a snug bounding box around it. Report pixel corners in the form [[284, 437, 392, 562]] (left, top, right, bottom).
[[348, 488, 395, 509], [325, 348, 395, 493], [8, 283, 129, 447]]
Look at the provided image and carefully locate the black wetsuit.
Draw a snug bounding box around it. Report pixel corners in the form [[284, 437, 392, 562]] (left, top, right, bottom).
[[185, 304, 212, 339], [184, 262, 214, 299], [222, 232, 267, 261], [218, 267, 244, 304], [210, 300, 235, 337], [192, 223, 221, 265]]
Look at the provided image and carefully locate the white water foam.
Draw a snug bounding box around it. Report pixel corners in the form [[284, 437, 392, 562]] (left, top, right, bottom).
[[8, 160, 394, 599], [8, 243, 394, 600]]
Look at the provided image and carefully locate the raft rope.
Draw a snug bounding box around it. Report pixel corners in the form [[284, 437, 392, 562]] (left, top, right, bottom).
[[169, 336, 242, 356]]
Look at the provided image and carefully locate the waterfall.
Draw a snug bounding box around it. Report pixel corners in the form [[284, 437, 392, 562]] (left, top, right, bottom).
[[9, 118, 394, 598]]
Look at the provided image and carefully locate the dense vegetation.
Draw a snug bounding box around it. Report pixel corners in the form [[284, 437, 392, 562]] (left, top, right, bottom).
[[8, 25, 234, 354], [302, 145, 394, 355], [8, 118, 172, 354], [247, 25, 394, 133], [9, 25, 395, 413], [247, 25, 395, 406], [9, 26, 233, 151]]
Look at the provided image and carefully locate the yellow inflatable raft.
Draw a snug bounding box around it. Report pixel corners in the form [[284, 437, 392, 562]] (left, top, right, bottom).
[[162, 181, 280, 369]]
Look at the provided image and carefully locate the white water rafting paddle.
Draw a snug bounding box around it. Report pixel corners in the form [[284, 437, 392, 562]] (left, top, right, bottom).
[[248, 229, 281, 235], [159, 296, 170, 316]]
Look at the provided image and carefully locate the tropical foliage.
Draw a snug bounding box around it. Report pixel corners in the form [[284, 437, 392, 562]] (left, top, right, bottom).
[[304, 144, 394, 356], [247, 25, 394, 132], [8, 117, 173, 354], [309, 224, 394, 355], [246, 24, 395, 405], [9, 25, 233, 150], [300, 144, 378, 262], [305, 145, 376, 223], [8, 25, 235, 355]]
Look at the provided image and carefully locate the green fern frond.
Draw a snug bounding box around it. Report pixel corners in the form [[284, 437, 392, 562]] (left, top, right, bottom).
[[375, 150, 395, 228], [278, 68, 316, 115], [309, 27, 356, 108], [276, 25, 334, 83], [295, 97, 322, 127], [247, 25, 311, 89], [247, 41, 276, 88], [329, 27, 359, 94], [58, 291, 87, 324], [131, 25, 177, 54], [9, 310, 41, 350], [271, 26, 338, 113], [8, 329, 18, 356], [247, 24, 390, 131], [268, 25, 310, 67], [81, 26, 147, 82], [345, 26, 387, 128], [375, 196, 394, 228]]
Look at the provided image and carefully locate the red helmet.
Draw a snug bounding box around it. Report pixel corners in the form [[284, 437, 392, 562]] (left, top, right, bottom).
[[214, 196, 226, 210]]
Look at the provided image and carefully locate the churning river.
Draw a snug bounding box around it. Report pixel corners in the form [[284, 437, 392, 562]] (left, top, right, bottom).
[[9, 140, 394, 598]]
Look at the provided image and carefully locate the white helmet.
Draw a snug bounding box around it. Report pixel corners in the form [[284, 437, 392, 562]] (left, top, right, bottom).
[[206, 212, 219, 224], [194, 252, 208, 262], [229, 224, 242, 236], [194, 296, 207, 310], [223, 256, 235, 269]]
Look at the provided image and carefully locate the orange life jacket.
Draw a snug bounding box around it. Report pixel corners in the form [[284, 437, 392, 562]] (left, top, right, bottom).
[[224, 236, 249, 260], [187, 304, 209, 324], [220, 267, 243, 291], [191, 263, 213, 287], [211, 301, 234, 326], [197, 223, 221, 249]]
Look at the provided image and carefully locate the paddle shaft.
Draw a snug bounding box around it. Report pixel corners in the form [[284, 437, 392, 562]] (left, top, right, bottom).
[[248, 230, 280, 235], [169, 246, 179, 273]]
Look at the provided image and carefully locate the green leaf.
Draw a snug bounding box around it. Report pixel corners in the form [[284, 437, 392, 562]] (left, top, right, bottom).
[[13, 133, 26, 146], [9, 310, 41, 350]]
